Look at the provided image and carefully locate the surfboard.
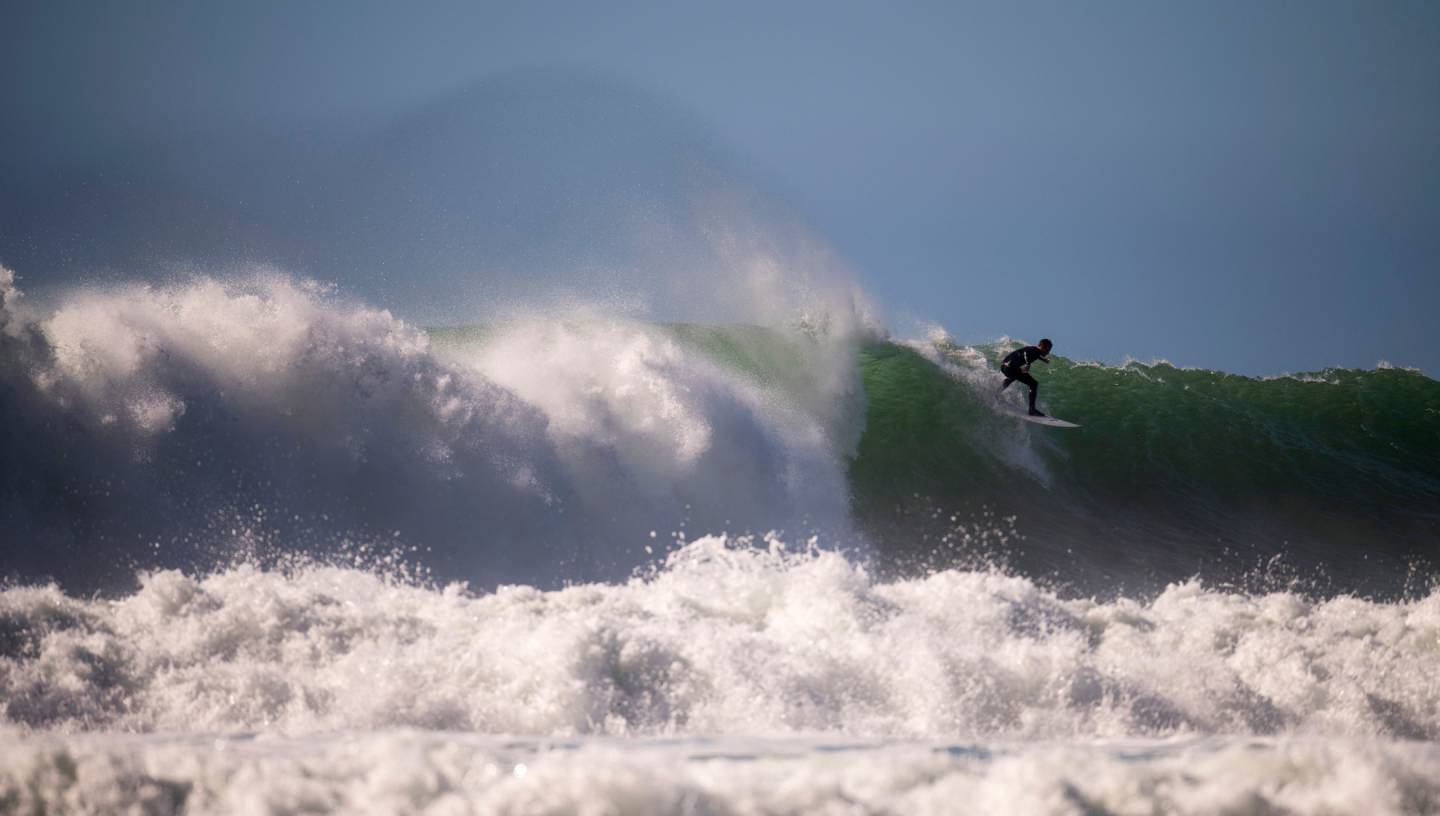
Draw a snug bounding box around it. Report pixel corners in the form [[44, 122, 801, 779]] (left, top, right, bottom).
[[1007, 411, 1080, 428]]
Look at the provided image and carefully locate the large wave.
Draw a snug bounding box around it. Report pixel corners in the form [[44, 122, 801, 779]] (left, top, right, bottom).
[[0, 268, 860, 592], [3, 264, 1438, 597]]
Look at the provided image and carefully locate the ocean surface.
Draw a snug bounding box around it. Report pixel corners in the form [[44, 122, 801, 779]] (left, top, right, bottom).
[[2, 269, 1439, 814]]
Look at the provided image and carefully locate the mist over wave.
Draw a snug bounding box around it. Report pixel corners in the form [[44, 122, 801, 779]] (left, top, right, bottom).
[[0, 267, 861, 592], [0, 71, 874, 332]]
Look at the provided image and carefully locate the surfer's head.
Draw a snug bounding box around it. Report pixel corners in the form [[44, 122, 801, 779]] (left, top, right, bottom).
[[1039, 338, 1053, 353]]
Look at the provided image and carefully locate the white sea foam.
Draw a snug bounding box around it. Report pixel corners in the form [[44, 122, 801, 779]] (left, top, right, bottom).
[[3, 731, 1437, 816], [3, 537, 1437, 740]]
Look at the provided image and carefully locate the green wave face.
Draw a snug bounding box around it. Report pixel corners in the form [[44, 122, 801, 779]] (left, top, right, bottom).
[[853, 340, 1440, 594]]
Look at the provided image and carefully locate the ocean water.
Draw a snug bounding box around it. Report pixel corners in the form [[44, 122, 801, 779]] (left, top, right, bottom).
[[2, 268, 1438, 814]]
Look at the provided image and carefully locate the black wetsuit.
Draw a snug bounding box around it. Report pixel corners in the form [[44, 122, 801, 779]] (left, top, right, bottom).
[[1000, 345, 1049, 412]]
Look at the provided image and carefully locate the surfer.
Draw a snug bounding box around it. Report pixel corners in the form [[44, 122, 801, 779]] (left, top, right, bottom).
[[999, 339, 1053, 416]]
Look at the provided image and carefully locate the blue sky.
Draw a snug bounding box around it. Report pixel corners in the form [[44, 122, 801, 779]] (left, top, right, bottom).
[[3, 0, 1437, 374]]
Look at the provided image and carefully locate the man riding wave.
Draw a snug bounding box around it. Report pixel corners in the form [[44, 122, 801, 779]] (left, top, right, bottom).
[[999, 338, 1053, 417]]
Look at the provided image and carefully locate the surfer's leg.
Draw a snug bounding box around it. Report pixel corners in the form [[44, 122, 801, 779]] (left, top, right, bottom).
[[1018, 372, 1041, 413], [999, 366, 1017, 391]]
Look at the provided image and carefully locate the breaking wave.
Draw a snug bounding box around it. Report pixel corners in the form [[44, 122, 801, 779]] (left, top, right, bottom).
[[0, 269, 859, 591]]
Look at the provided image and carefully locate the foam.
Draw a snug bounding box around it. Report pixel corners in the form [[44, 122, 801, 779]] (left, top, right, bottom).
[[3, 730, 1439, 815], [2, 537, 1437, 739]]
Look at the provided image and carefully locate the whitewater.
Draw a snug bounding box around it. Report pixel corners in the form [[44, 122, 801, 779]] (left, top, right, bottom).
[[4, 540, 1440, 813], [2, 266, 1439, 814]]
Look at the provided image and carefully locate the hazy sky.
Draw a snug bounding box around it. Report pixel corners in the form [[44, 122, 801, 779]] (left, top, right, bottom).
[[3, 0, 1437, 374]]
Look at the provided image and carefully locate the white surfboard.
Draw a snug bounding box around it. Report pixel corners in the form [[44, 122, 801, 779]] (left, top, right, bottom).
[[1006, 411, 1080, 428]]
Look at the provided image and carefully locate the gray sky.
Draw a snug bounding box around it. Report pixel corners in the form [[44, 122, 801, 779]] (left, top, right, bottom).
[[3, 0, 1437, 374]]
